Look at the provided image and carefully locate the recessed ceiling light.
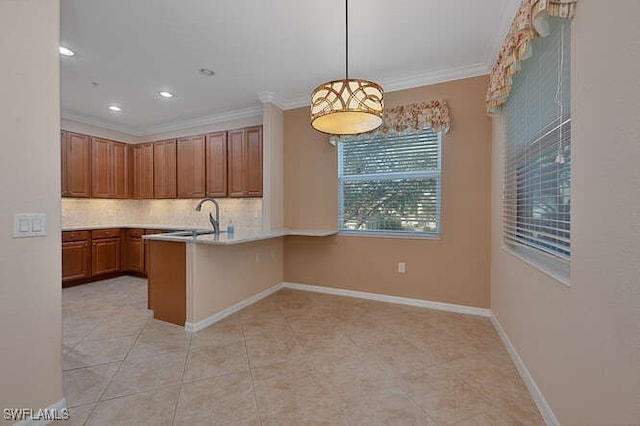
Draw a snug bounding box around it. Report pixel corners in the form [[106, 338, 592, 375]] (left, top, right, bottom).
[[158, 91, 174, 98], [59, 46, 75, 56], [199, 68, 215, 77], [108, 105, 122, 112]]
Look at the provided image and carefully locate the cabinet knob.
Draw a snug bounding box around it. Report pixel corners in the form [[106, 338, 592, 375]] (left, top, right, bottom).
[[70, 233, 75, 238], [105, 231, 110, 235]]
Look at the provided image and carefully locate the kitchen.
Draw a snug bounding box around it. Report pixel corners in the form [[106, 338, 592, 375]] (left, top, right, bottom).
[[3, 0, 640, 425]]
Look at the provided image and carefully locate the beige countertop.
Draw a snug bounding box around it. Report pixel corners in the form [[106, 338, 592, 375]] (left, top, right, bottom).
[[143, 229, 338, 245]]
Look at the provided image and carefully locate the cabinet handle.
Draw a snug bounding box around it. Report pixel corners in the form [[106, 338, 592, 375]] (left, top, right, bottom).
[[84, 243, 88, 248], [70, 233, 75, 238], [105, 231, 110, 235]]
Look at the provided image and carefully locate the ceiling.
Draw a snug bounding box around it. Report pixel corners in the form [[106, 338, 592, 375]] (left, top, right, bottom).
[[60, 0, 518, 136]]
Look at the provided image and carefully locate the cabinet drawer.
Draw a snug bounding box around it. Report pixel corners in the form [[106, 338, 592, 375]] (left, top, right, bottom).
[[62, 230, 90, 242], [91, 228, 121, 239], [126, 228, 144, 238]]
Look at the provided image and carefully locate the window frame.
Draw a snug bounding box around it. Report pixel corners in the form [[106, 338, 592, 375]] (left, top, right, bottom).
[[502, 17, 571, 282], [337, 130, 442, 238]]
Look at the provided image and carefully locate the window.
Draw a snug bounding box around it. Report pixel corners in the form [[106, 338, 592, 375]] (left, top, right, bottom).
[[504, 18, 571, 261], [338, 129, 441, 236]]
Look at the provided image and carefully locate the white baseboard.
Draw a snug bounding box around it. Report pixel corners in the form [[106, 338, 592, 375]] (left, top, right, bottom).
[[282, 282, 490, 317], [490, 312, 559, 426], [184, 283, 283, 332], [14, 398, 67, 426]]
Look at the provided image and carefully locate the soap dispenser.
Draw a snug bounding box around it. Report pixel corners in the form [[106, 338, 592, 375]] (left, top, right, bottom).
[[227, 218, 234, 235]]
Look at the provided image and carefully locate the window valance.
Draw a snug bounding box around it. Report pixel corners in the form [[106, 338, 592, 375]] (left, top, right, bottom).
[[486, 0, 578, 115], [330, 100, 450, 144]]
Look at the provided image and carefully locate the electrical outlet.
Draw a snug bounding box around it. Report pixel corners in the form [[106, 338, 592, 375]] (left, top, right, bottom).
[[397, 262, 406, 274]]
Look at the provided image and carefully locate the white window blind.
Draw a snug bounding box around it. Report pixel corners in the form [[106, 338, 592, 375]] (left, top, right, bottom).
[[504, 17, 571, 260], [338, 129, 441, 235]]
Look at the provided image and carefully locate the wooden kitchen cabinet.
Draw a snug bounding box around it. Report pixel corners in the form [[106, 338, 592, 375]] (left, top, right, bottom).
[[205, 131, 228, 197], [91, 228, 122, 276], [62, 231, 91, 285], [61, 131, 91, 198], [228, 126, 263, 197], [91, 137, 129, 198], [132, 143, 154, 198], [123, 228, 144, 275], [177, 135, 206, 198], [153, 139, 177, 198]]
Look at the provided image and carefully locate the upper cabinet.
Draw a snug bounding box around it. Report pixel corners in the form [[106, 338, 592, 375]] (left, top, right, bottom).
[[91, 137, 129, 198], [205, 132, 228, 198], [177, 135, 206, 198], [132, 143, 154, 199], [61, 125, 262, 200], [228, 126, 263, 197], [61, 131, 91, 198], [153, 139, 177, 199]]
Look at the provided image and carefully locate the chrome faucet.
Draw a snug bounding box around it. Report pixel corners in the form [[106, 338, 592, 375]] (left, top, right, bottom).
[[195, 198, 220, 234]]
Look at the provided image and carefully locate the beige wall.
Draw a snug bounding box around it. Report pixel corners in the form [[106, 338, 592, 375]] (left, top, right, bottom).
[[283, 76, 492, 308], [0, 0, 63, 419], [187, 238, 283, 323], [490, 2, 640, 424]]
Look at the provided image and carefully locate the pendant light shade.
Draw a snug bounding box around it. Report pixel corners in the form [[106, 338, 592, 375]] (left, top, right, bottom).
[[311, 79, 383, 135], [310, 0, 384, 135]]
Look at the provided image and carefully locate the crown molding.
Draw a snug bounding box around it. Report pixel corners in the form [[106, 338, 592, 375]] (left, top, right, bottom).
[[62, 105, 264, 137], [278, 62, 491, 111], [258, 91, 287, 110], [381, 62, 490, 93], [485, 0, 521, 70], [61, 111, 142, 136], [141, 105, 263, 136]]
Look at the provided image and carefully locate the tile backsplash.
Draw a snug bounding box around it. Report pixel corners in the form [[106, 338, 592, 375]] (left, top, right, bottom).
[[61, 198, 262, 232]]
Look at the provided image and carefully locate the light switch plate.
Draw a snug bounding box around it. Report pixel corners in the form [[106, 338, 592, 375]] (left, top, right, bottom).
[[13, 213, 47, 238]]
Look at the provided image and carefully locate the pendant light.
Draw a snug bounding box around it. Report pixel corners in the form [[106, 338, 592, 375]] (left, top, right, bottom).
[[310, 0, 384, 135]]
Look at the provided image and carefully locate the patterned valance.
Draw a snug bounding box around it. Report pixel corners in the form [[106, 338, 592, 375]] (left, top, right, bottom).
[[486, 0, 578, 115], [330, 100, 450, 144]]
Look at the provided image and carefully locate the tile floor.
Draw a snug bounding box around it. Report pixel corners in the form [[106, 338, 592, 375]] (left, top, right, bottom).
[[62, 276, 544, 425]]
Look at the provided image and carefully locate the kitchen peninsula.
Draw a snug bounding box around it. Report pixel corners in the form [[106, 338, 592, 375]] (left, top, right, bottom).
[[145, 229, 336, 331]]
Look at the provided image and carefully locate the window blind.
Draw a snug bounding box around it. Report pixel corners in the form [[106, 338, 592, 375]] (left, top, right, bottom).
[[338, 129, 441, 235], [504, 17, 571, 260]]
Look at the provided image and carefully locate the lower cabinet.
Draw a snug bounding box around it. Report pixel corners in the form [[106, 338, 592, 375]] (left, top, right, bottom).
[[62, 231, 91, 284], [124, 229, 145, 275], [62, 228, 169, 286], [91, 229, 122, 276]]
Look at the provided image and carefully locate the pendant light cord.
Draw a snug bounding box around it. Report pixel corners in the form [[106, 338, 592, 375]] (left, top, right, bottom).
[[345, 0, 349, 79]]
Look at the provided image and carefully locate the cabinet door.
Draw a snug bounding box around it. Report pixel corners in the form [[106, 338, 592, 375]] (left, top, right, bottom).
[[227, 130, 246, 197], [113, 142, 129, 198], [63, 132, 91, 197], [153, 140, 177, 199], [177, 135, 206, 198], [125, 230, 144, 274], [245, 126, 263, 197], [133, 143, 154, 198], [91, 137, 113, 198], [205, 132, 228, 197], [61, 131, 68, 195], [228, 126, 263, 198], [92, 237, 121, 276], [62, 240, 91, 283]]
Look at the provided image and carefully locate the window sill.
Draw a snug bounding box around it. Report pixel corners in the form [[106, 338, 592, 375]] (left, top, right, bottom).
[[339, 231, 441, 240], [502, 244, 570, 287]]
